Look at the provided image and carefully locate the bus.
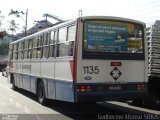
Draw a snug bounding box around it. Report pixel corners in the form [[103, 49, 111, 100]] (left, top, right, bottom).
[[8, 16, 148, 104]]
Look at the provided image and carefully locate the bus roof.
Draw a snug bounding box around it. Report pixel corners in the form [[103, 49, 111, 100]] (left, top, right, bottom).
[[80, 16, 145, 25]]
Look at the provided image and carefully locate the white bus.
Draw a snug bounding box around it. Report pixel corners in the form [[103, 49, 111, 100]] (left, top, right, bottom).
[[8, 16, 148, 104]]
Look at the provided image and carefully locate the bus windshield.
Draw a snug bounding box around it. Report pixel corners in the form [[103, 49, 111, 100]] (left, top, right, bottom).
[[83, 20, 144, 54]]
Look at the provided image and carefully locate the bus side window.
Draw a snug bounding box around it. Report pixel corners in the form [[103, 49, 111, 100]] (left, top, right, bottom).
[[57, 27, 68, 57], [42, 32, 49, 58], [37, 48, 41, 58], [18, 51, 22, 60], [49, 45, 55, 57], [49, 31, 56, 58], [37, 35, 42, 58], [28, 39, 33, 59], [67, 25, 76, 41], [23, 40, 28, 60], [24, 50, 28, 59], [50, 31, 55, 44], [13, 44, 18, 60], [37, 35, 42, 47], [42, 46, 48, 58], [9, 45, 13, 60], [33, 37, 37, 47], [68, 41, 74, 56], [17, 42, 22, 60], [43, 32, 50, 45], [56, 25, 76, 57], [67, 25, 76, 56], [32, 48, 37, 59], [58, 27, 67, 42]]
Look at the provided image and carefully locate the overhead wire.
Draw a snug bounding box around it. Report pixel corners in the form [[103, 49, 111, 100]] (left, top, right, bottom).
[[122, 0, 160, 15], [120, 0, 160, 25]]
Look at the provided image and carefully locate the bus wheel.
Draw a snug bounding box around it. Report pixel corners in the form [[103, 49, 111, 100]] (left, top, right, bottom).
[[37, 81, 47, 105], [12, 76, 17, 91]]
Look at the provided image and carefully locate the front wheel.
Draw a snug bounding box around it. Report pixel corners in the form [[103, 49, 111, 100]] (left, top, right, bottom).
[[37, 81, 47, 105]]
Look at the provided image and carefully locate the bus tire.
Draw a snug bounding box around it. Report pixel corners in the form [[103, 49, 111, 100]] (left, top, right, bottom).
[[11, 75, 18, 91], [37, 80, 47, 105]]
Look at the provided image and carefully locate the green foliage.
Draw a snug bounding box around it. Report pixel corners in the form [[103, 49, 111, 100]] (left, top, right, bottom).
[[0, 43, 9, 55], [8, 20, 19, 33]]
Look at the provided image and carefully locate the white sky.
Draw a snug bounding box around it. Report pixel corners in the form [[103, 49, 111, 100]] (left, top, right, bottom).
[[1, 0, 160, 33]]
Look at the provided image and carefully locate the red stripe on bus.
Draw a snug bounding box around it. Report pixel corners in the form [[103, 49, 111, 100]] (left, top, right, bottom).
[[70, 60, 74, 81], [73, 19, 80, 82]]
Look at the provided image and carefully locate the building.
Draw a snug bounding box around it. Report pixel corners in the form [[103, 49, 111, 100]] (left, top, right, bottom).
[[147, 20, 160, 77]]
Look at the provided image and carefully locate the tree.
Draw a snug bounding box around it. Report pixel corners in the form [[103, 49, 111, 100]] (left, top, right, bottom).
[[0, 43, 9, 56], [9, 9, 28, 36], [8, 20, 19, 34], [0, 10, 5, 31]]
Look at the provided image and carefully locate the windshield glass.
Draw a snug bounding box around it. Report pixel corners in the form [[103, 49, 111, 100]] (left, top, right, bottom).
[[83, 20, 144, 53]]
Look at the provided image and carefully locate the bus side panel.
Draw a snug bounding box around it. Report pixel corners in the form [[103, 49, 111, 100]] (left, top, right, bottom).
[[13, 73, 17, 86], [12, 61, 17, 74], [41, 60, 56, 99], [22, 60, 31, 91], [41, 60, 55, 80], [30, 76, 36, 94], [47, 79, 56, 99], [55, 80, 74, 102], [16, 74, 21, 88], [30, 60, 41, 93], [30, 60, 41, 77], [54, 60, 74, 102], [13, 60, 23, 89], [22, 75, 31, 91]]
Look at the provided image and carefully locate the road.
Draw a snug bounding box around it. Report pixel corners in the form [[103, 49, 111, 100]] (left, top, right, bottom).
[[0, 73, 159, 120]]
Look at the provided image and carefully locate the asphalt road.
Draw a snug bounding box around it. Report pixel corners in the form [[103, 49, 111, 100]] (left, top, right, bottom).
[[0, 73, 159, 120]]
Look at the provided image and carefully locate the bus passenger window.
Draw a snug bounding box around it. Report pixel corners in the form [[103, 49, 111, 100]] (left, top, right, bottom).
[[13, 44, 17, 52], [28, 50, 31, 59], [58, 43, 67, 57], [13, 52, 18, 60], [43, 34, 48, 45], [58, 27, 67, 42], [24, 40, 29, 49], [19, 51, 24, 59], [67, 25, 76, 41], [33, 37, 37, 47], [37, 48, 41, 58], [24, 50, 28, 59], [50, 31, 56, 44], [18, 42, 23, 51], [32, 49, 37, 58], [49, 45, 55, 58], [11, 53, 13, 60], [9, 45, 13, 60], [42, 46, 48, 58], [37, 36, 42, 47], [29, 39, 33, 49], [68, 41, 74, 56]]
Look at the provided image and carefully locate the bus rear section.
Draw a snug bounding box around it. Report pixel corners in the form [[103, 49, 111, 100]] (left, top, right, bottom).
[[74, 17, 148, 102]]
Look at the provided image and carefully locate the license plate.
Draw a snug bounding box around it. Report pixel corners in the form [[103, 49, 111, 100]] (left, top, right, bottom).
[[108, 86, 121, 90]]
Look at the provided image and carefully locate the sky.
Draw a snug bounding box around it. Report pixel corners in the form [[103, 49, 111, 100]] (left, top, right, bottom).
[[0, 0, 160, 33]]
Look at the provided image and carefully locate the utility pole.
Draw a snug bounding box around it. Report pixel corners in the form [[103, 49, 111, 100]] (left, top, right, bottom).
[[79, 10, 82, 17], [24, 9, 28, 36]]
